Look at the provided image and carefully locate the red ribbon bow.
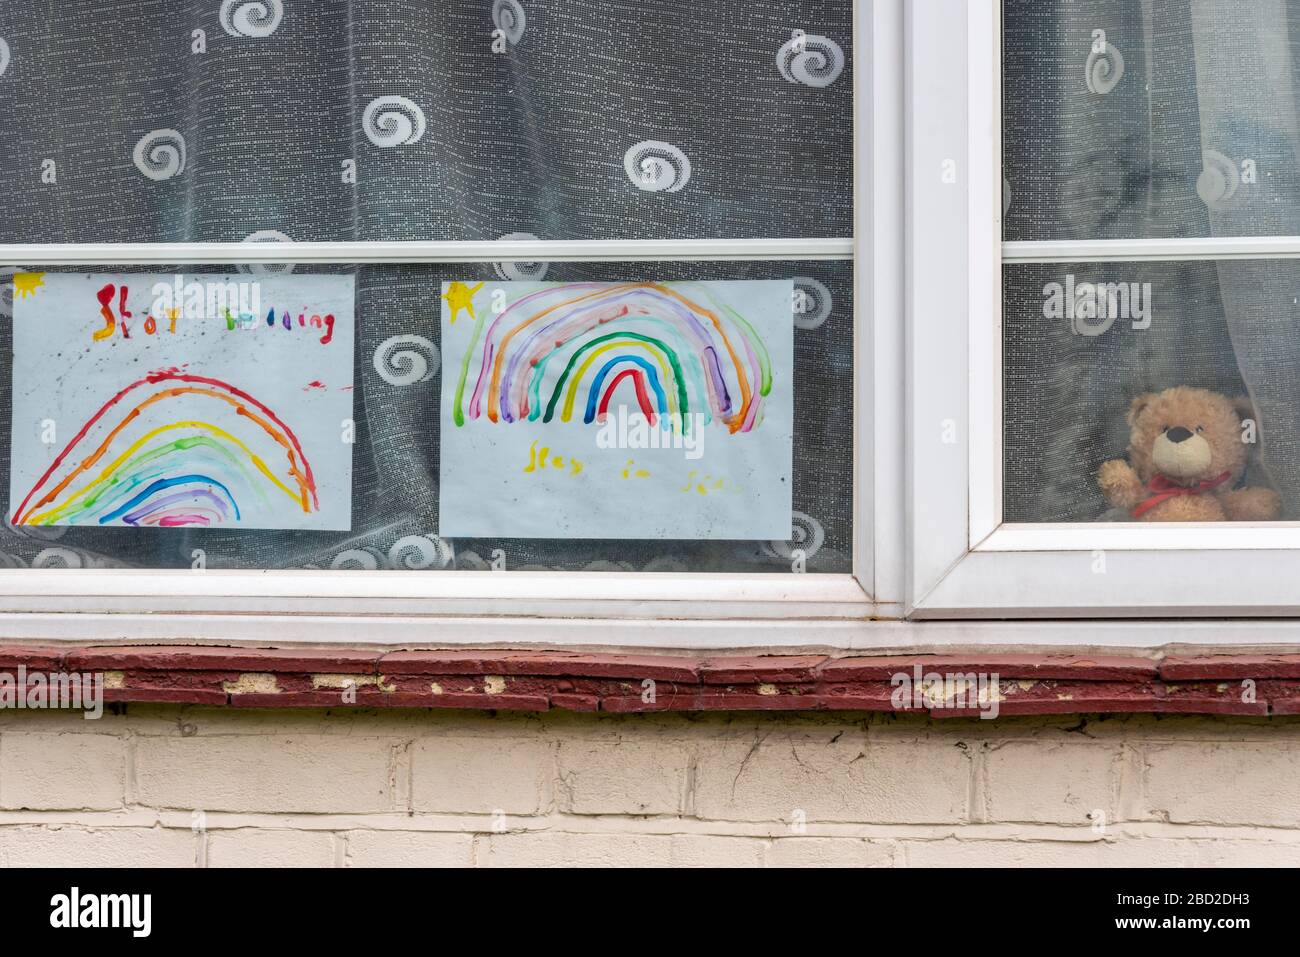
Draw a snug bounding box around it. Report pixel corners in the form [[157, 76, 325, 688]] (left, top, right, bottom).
[[1131, 471, 1231, 519]]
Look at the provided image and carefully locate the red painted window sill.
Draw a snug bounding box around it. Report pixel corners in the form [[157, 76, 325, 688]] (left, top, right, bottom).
[[2, 646, 1298, 716]]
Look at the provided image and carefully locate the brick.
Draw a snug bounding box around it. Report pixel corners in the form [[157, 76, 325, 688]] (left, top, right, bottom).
[[105, 688, 228, 705], [494, 653, 699, 682], [207, 829, 335, 867], [556, 738, 690, 815], [0, 647, 66, 669], [601, 694, 702, 713], [601, 690, 819, 712], [984, 743, 1121, 824], [693, 730, 971, 823], [345, 831, 474, 867], [700, 656, 827, 685], [135, 734, 394, 813], [229, 691, 361, 708], [224, 690, 553, 710], [1261, 678, 1300, 711], [818, 693, 897, 711], [919, 681, 1268, 717], [766, 838, 896, 867], [942, 694, 1262, 717], [954, 682, 1162, 716], [380, 650, 699, 682], [1143, 743, 1300, 827], [66, 645, 382, 673], [953, 692, 1156, 716], [1161, 654, 1300, 680], [374, 650, 495, 675], [0, 825, 194, 867], [549, 693, 600, 712], [1155, 695, 1268, 716], [0, 733, 125, 810], [411, 736, 553, 814], [818, 655, 1158, 682]]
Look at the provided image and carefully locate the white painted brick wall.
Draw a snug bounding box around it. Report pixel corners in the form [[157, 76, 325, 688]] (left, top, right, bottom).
[[0, 733, 125, 811], [0, 705, 1298, 867]]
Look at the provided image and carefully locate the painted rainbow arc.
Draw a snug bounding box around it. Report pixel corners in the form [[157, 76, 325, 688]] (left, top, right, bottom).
[[453, 282, 773, 434], [12, 371, 318, 528]]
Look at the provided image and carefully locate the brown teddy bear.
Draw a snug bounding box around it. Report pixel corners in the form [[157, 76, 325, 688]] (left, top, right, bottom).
[[1098, 386, 1281, 521]]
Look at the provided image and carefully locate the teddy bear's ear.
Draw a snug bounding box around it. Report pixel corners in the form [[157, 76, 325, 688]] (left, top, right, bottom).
[[1126, 393, 1154, 427], [1232, 395, 1259, 424]]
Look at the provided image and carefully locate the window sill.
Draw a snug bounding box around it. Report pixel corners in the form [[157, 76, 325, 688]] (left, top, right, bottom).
[[6, 646, 1298, 717]]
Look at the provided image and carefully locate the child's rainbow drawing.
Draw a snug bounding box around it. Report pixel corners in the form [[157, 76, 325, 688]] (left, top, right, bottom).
[[9, 273, 354, 531], [12, 371, 317, 528], [439, 280, 793, 541], [453, 282, 773, 435]]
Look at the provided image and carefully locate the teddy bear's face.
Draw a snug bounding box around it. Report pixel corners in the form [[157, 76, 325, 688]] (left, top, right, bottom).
[[1126, 387, 1248, 486]]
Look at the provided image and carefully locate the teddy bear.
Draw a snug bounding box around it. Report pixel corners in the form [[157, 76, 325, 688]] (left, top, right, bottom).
[[1098, 386, 1282, 521]]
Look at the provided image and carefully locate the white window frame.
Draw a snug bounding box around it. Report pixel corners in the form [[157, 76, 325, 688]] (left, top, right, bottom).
[[908, 0, 1300, 620], [0, 0, 902, 646]]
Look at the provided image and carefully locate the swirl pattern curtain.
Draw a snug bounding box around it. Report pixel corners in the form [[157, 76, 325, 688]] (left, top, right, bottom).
[[0, 1, 855, 572]]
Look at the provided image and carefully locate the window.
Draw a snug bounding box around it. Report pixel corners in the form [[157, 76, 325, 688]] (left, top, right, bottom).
[[910, 0, 1300, 619], [29, 0, 1296, 640], [0, 1, 874, 641]]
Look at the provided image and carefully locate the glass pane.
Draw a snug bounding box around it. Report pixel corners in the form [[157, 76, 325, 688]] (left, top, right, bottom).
[[1003, 0, 1300, 241], [2, 261, 852, 571], [0, 1, 853, 243], [1003, 259, 1295, 523]]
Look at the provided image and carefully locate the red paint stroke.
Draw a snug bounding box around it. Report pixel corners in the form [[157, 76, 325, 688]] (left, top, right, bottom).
[[94, 284, 116, 341], [93, 284, 134, 340], [597, 367, 656, 425]]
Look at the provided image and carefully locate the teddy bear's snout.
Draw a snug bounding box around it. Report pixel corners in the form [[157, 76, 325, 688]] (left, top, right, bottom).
[[1153, 427, 1213, 479]]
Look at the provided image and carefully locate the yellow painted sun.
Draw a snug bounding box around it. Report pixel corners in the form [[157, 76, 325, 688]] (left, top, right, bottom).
[[442, 281, 484, 324], [12, 272, 46, 300]]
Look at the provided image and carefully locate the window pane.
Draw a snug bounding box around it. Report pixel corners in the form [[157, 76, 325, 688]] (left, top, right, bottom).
[[1003, 0, 1300, 241], [0, 1, 853, 243], [1003, 259, 1294, 524], [3, 262, 852, 571]]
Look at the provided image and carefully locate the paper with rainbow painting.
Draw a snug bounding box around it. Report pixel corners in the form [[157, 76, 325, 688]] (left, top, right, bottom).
[[439, 279, 793, 540], [8, 272, 354, 532]]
